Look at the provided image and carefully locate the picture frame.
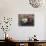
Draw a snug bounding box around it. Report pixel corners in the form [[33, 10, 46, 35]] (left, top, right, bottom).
[[18, 14, 34, 26]]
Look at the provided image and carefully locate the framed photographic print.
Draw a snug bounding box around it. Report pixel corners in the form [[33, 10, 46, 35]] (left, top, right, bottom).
[[18, 14, 34, 26]]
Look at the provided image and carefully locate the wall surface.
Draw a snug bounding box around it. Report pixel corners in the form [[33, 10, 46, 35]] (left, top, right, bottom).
[[0, 0, 46, 40]]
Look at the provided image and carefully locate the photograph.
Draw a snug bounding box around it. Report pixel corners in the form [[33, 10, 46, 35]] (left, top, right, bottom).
[[18, 14, 34, 26]]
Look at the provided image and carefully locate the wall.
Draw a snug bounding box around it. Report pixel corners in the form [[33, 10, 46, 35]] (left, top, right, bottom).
[[0, 0, 46, 40]]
